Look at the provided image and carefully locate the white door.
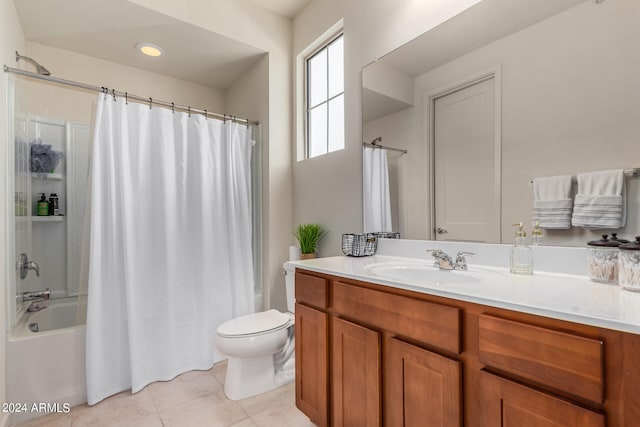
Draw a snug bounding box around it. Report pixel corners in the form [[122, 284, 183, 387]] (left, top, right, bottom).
[[433, 77, 500, 242]]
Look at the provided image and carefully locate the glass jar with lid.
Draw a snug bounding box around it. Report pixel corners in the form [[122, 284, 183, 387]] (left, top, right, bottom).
[[587, 235, 621, 284], [618, 236, 640, 291], [610, 233, 630, 245]]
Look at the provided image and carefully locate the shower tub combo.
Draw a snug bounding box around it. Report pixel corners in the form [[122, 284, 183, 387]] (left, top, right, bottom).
[[7, 297, 87, 424]]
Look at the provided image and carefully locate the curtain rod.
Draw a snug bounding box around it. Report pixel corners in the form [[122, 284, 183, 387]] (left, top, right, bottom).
[[3, 65, 259, 126], [363, 142, 407, 154]]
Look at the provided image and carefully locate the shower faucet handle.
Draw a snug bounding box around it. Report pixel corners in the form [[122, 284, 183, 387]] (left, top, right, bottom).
[[18, 253, 40, 279], [26, 261, 40, 277]]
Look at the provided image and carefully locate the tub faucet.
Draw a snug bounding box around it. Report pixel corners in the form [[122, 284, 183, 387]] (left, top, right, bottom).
[[19, 288, 51, 302]]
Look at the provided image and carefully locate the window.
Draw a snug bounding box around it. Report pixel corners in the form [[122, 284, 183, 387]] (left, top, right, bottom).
[[305, 33, 344, 158]]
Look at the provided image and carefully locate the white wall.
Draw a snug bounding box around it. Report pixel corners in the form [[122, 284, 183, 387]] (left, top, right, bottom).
[[0, 0, 25, 423], [292, 0, 484, 255]]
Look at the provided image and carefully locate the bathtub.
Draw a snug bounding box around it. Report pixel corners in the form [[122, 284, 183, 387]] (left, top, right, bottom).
[[7, 297, 87, 424]]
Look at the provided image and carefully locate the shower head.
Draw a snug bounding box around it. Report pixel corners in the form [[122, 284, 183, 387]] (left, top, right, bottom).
[[369, 137, 383, 146], [15, 51, 51, 76]]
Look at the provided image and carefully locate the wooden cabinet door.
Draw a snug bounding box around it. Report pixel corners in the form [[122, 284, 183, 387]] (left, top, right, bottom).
[[295, 303, 329, 427], [480, 371, 605, 427], [386, 337, 462, 427], [332, 317, 381, 427]]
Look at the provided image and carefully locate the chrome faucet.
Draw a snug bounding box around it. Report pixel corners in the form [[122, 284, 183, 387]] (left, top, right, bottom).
[[427, 249, 475, 271], [427, 249, 455, 270], [19, 288, 51, 302]]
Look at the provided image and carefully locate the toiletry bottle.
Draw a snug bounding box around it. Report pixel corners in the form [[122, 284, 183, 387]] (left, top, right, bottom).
[[37, 193, 49, 216], [48, 193, 59, 216], [510, 222, 533, 275], [531, 221, 543, 246]]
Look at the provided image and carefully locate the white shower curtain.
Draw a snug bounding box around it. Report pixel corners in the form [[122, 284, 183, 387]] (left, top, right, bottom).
[[86, 95, 255, 405], [363, 147, 392, 233]]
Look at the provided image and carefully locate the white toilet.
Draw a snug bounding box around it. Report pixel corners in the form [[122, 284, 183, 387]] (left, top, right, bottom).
[[215, 263, 296, 400]]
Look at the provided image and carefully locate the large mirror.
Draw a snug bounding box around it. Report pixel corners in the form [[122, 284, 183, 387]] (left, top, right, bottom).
[[362, 0, 640, 246]]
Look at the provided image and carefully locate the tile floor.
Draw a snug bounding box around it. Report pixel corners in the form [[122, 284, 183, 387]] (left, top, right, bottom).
[[15, 361, 314, 427]]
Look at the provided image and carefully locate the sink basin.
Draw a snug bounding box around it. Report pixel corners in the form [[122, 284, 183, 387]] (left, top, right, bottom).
[[364, 261, 506, 286]]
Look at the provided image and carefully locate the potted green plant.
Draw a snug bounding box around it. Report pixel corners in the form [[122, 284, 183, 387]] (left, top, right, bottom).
[[293, 224, 326, 259]]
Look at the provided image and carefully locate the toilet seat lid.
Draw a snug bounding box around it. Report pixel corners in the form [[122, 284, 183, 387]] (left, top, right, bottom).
[[217, 309, 291, 337]]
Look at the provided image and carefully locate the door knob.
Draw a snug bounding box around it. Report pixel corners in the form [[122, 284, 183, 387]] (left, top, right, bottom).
[[435, 227, 448, 234]]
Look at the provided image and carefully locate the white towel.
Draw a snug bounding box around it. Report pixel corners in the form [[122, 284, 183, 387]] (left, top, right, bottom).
[[571, 169, 626, 229], [532, 175, 573, 229]]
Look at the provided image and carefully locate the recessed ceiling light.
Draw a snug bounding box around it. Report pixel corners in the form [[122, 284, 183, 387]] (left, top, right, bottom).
[[135, 42, 164, 57]]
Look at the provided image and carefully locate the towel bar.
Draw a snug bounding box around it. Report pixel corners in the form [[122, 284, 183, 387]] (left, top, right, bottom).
[[530, 168, 639, 184]]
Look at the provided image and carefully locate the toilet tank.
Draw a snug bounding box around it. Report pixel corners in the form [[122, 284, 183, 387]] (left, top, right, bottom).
[[283, 263, 296, 313]]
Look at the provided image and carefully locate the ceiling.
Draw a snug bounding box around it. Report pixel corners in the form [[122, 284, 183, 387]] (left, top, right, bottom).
[[248, 0, 310, 18], [13, 0, 308, 89]]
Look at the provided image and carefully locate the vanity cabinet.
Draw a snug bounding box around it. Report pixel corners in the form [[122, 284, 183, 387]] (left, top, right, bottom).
[[295, 271, 463, 427], [294, 268, 640, 427]]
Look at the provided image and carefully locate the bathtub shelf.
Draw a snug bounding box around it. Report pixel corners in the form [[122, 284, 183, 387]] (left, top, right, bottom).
[[31, 172, 64, 181], [32, 216, 64, 223]]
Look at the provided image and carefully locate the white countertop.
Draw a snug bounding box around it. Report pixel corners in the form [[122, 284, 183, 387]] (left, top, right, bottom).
[[286, 254, 640, 335]]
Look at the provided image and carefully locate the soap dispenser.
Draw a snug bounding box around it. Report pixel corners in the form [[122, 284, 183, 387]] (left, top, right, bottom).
[[531, 221, 543, 246], [510, 222, 533, 275]]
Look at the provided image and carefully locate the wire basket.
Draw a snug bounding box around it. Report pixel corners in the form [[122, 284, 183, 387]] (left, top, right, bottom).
[[342, 233, 377, 257], [341, 232, 400, 257]]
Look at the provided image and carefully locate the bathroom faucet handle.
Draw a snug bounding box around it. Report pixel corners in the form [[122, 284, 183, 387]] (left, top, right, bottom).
[[426, 249, 446, 256], [455, 251, 475, 270], [456, 250, 475, 257]]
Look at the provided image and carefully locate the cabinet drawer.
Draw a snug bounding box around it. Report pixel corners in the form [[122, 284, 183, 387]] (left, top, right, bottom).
[[333, 281, 461, 354], [480, 371, 605, 427], [478, 314, 604, 403], [295, 271, 328, 309]]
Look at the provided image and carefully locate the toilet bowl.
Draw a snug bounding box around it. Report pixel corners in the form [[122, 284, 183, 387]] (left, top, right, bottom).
[[215, 263, 296, 400]]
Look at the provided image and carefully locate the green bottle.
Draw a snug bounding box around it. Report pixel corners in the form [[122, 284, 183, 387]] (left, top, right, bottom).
[[37, 193, 49, 216]]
